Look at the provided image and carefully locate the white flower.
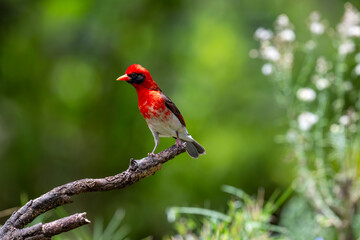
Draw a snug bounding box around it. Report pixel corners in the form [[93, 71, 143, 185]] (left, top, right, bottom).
[[315, 78, 330, 90], [254, 28, 273, 41], [349, 110, 359, 121], [277, 14, 290, 27], [297, 88, 316, 102], [343, 3, 360, 26], [339, 115, 351, 125], [348, 25, 360, 37], [310, 22, 325, 35], [278, 29, 296, 42], [339, 40, 355, 55], [261, 63, 273, 75], [337, 3, 360, 37], [315, 57, 331, 74], [330, 124, 342, 133], [354, 64, 360, 75], [262, 46, 280, 61], [298, 112, 319, 131]]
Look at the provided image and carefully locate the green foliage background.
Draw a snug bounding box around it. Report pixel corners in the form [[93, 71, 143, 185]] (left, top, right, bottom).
[[0, 0, 359, 238]]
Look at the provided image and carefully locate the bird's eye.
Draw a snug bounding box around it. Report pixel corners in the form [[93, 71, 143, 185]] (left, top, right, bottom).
[[129, 73, 145, 84]]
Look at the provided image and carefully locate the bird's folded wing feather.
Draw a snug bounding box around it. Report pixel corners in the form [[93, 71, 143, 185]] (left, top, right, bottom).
[[161, 92, 186, 127]]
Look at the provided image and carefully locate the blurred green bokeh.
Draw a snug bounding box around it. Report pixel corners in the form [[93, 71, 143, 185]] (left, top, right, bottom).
[[0, 0, 358, 238]]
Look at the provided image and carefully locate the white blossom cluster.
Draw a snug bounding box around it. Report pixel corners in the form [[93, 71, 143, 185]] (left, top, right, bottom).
[[337, 3, 360, 38], [254, 4, 360, 135], [337, 3, 360, 56], [251, 14, 295, 76], [309, 12, 326, 35], [298, 112, 319, 131], [331, 108, 359, 134], [253, 3, 360, 231], [296, 56, 334, 131], [296, 88, 316, 102]]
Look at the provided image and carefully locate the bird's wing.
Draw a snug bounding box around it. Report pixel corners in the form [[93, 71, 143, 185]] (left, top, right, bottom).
[[161, 91, 186, 127]]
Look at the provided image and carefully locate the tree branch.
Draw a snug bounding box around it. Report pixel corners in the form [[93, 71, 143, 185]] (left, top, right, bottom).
[[13, 213, 90, 240], [0, 143, 186, 239]]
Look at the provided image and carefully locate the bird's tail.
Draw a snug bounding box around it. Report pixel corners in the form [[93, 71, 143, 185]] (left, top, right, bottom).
[[185, 140, 206, 159]]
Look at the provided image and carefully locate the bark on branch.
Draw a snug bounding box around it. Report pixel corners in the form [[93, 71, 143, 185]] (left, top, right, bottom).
[[0, 143, 186, 240]]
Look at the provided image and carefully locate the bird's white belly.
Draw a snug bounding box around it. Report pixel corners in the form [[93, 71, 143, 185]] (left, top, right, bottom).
[[146, 112, 188, 138]]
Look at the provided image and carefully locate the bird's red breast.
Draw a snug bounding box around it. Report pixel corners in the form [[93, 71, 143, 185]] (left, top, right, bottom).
[[137, 88, 170, 119]]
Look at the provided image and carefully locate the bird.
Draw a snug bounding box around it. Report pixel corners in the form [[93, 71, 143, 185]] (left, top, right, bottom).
[[116, 64, 206, 159]]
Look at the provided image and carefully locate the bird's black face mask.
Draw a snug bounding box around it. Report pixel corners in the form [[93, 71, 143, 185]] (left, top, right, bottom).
[[128, 73, 145, 84]]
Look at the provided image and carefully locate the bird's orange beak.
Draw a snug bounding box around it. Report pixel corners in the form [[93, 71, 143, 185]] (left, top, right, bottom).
[[116, 74, 130, 81]]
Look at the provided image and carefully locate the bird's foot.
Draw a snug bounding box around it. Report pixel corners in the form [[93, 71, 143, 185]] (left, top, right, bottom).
[[148, 152, 155, 158], [175, 138, 182, 147]]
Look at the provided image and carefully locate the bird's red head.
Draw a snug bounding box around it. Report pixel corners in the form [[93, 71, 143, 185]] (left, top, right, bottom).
[[117, 64, 159, 90]]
